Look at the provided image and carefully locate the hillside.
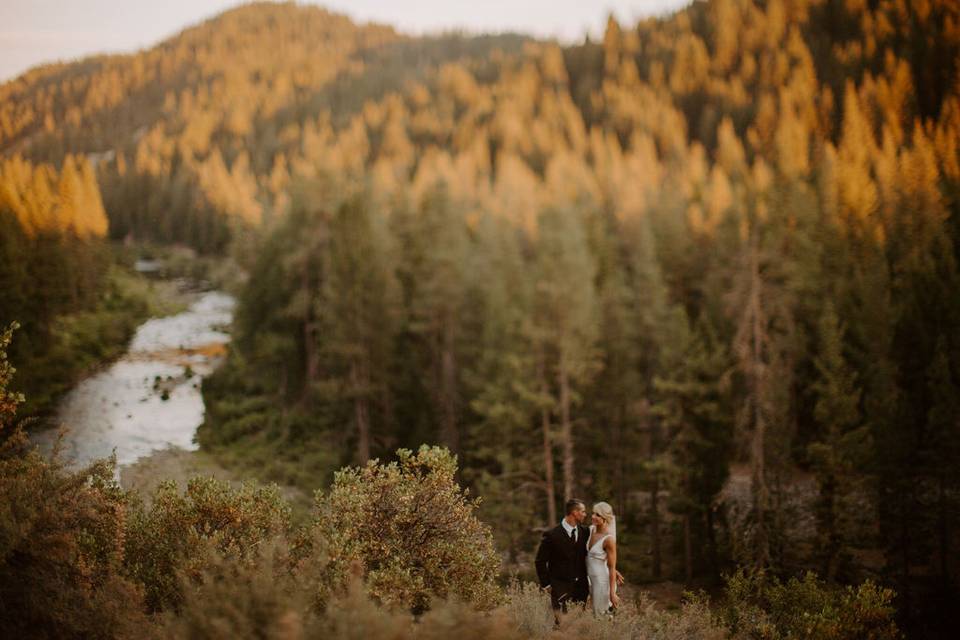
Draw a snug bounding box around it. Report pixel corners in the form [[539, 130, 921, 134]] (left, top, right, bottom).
[[2, 1, 960, 637], [3, 1, 958, 250], [1, 2, 528, 249]]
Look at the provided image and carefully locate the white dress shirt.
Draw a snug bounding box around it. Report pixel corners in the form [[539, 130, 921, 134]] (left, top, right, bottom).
[[561, 519, 578, 542]]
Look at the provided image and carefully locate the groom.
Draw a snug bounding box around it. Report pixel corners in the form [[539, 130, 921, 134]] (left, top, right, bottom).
[[535, 499, 590, 612]]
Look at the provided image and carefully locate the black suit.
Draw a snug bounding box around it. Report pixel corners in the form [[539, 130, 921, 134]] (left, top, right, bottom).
[[535, 522, 589, 610]]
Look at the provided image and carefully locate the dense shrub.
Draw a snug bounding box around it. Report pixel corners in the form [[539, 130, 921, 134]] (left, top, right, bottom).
[[198, 350, 343, 496], [721, 568, 902, 639], [161, 546, 526, 640], [0, 450, 151, 639], [310, 446, 501, 612], [123, 475, 291, 611], [0, 324, 150, 638], [157, 536, 313, 639]]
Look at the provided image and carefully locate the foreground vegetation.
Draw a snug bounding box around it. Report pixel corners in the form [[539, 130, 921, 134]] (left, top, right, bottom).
[[0, 327, 900, 639], [2, 0, 958, 637]]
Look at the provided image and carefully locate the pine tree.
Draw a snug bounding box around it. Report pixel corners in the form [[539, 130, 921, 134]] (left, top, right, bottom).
[[622, 211, 687, 581], [397, 183, 470, 453], [76, 156, 108, 237], [807, 301, 866, 580], [728, 226, 794, 569], [925, 337, 960, 587], [56, 155, 84, 234], [463, 213, 545, 548], [322, 192, 399, 463], [656, 317, 733, 581], [533, 205, 599, 502]]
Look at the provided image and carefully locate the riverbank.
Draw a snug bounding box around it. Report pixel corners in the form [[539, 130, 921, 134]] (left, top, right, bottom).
[[19, 241, 245, 423], [31, 289, 234, 465], [19, 244, 311, 520], [17, 263, 191, 418]]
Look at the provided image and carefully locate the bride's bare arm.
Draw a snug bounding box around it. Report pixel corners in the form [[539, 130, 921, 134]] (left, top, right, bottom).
[[605, 537, 620, 607]]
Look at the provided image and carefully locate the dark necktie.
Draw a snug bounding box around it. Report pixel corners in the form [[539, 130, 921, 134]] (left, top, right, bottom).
[[570, 527, 576, 542]]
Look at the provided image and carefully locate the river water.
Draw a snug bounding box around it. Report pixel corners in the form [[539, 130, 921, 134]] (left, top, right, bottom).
[[31, 290, 235, 472]]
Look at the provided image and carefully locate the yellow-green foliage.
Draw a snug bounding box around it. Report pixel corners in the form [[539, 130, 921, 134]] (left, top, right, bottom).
[[313, 446, 502, 613], [0, 328, 150, 638], [158, 537, 315, 640], [721, 568, 902, 640], [123, 476, 291, 612], [1, 324, 146, 638], [163, 569, 729, 640], [159, 544, 524, 640], [0, 452, 152, 640]]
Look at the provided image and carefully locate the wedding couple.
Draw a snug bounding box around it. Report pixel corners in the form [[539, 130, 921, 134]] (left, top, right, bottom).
[[535, 499, 622, 619]]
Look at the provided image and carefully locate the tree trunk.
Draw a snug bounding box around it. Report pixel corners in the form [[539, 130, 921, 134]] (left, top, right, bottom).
[[751, 396, 770, 567], [539, 355, 557, 524], [747, 240, 770, 568], [706, 507, 720, 579], [821, 473, 838, 580], [351, 358, 370, 464], [899, 487, 912, 620], [301, 262, 318, 403], [559, 354, 575, 503], [381, 375, 394, 438], [651, 473, 662, 580], [302, 319, 319, 401], [771, 470, 785, 568], [614, 403, 626, 520], [684, 513, 693, 582], [542, 408, 557, 525], [938, 470, 949, 582], [440, 319, 459, 453]]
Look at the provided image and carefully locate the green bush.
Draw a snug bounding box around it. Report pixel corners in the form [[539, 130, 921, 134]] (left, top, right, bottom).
[[0, 450, 151, 639], [721, 568, 902, 639], [123, 475, 291, 611], [158, 536, 315, 639], [311, 445, 502, 613], [0, 323, 150, 638], [0, 322, 23, 431], [161, 543, 526, 640]]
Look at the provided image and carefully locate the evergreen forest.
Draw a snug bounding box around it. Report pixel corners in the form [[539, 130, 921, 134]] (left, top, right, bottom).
[[1, 1, 959, 637]]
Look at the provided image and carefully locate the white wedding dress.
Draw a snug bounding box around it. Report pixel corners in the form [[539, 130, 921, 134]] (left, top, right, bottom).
[[586, 527, 614, 615]]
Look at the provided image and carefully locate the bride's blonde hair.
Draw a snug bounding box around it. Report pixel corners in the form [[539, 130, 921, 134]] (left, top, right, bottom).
[[592, 502, 615, 524]]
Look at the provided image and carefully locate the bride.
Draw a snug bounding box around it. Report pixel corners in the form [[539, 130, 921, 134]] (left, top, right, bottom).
[[587, 502, 619, 615]]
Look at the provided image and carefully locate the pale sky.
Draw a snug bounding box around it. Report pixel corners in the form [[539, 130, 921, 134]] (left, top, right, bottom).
[[0, 1, 691, 83]]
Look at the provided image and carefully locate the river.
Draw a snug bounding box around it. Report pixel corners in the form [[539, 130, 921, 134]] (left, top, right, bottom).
[[31, 289, 235, 475]]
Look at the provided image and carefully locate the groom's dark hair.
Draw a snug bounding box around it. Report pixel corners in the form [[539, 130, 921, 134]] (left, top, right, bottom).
[[565, 499, 585, 515]]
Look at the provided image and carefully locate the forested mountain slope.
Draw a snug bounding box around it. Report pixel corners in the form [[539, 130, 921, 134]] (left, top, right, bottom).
[[2, 0, 960, 636], [1, 2, 528, 249]]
